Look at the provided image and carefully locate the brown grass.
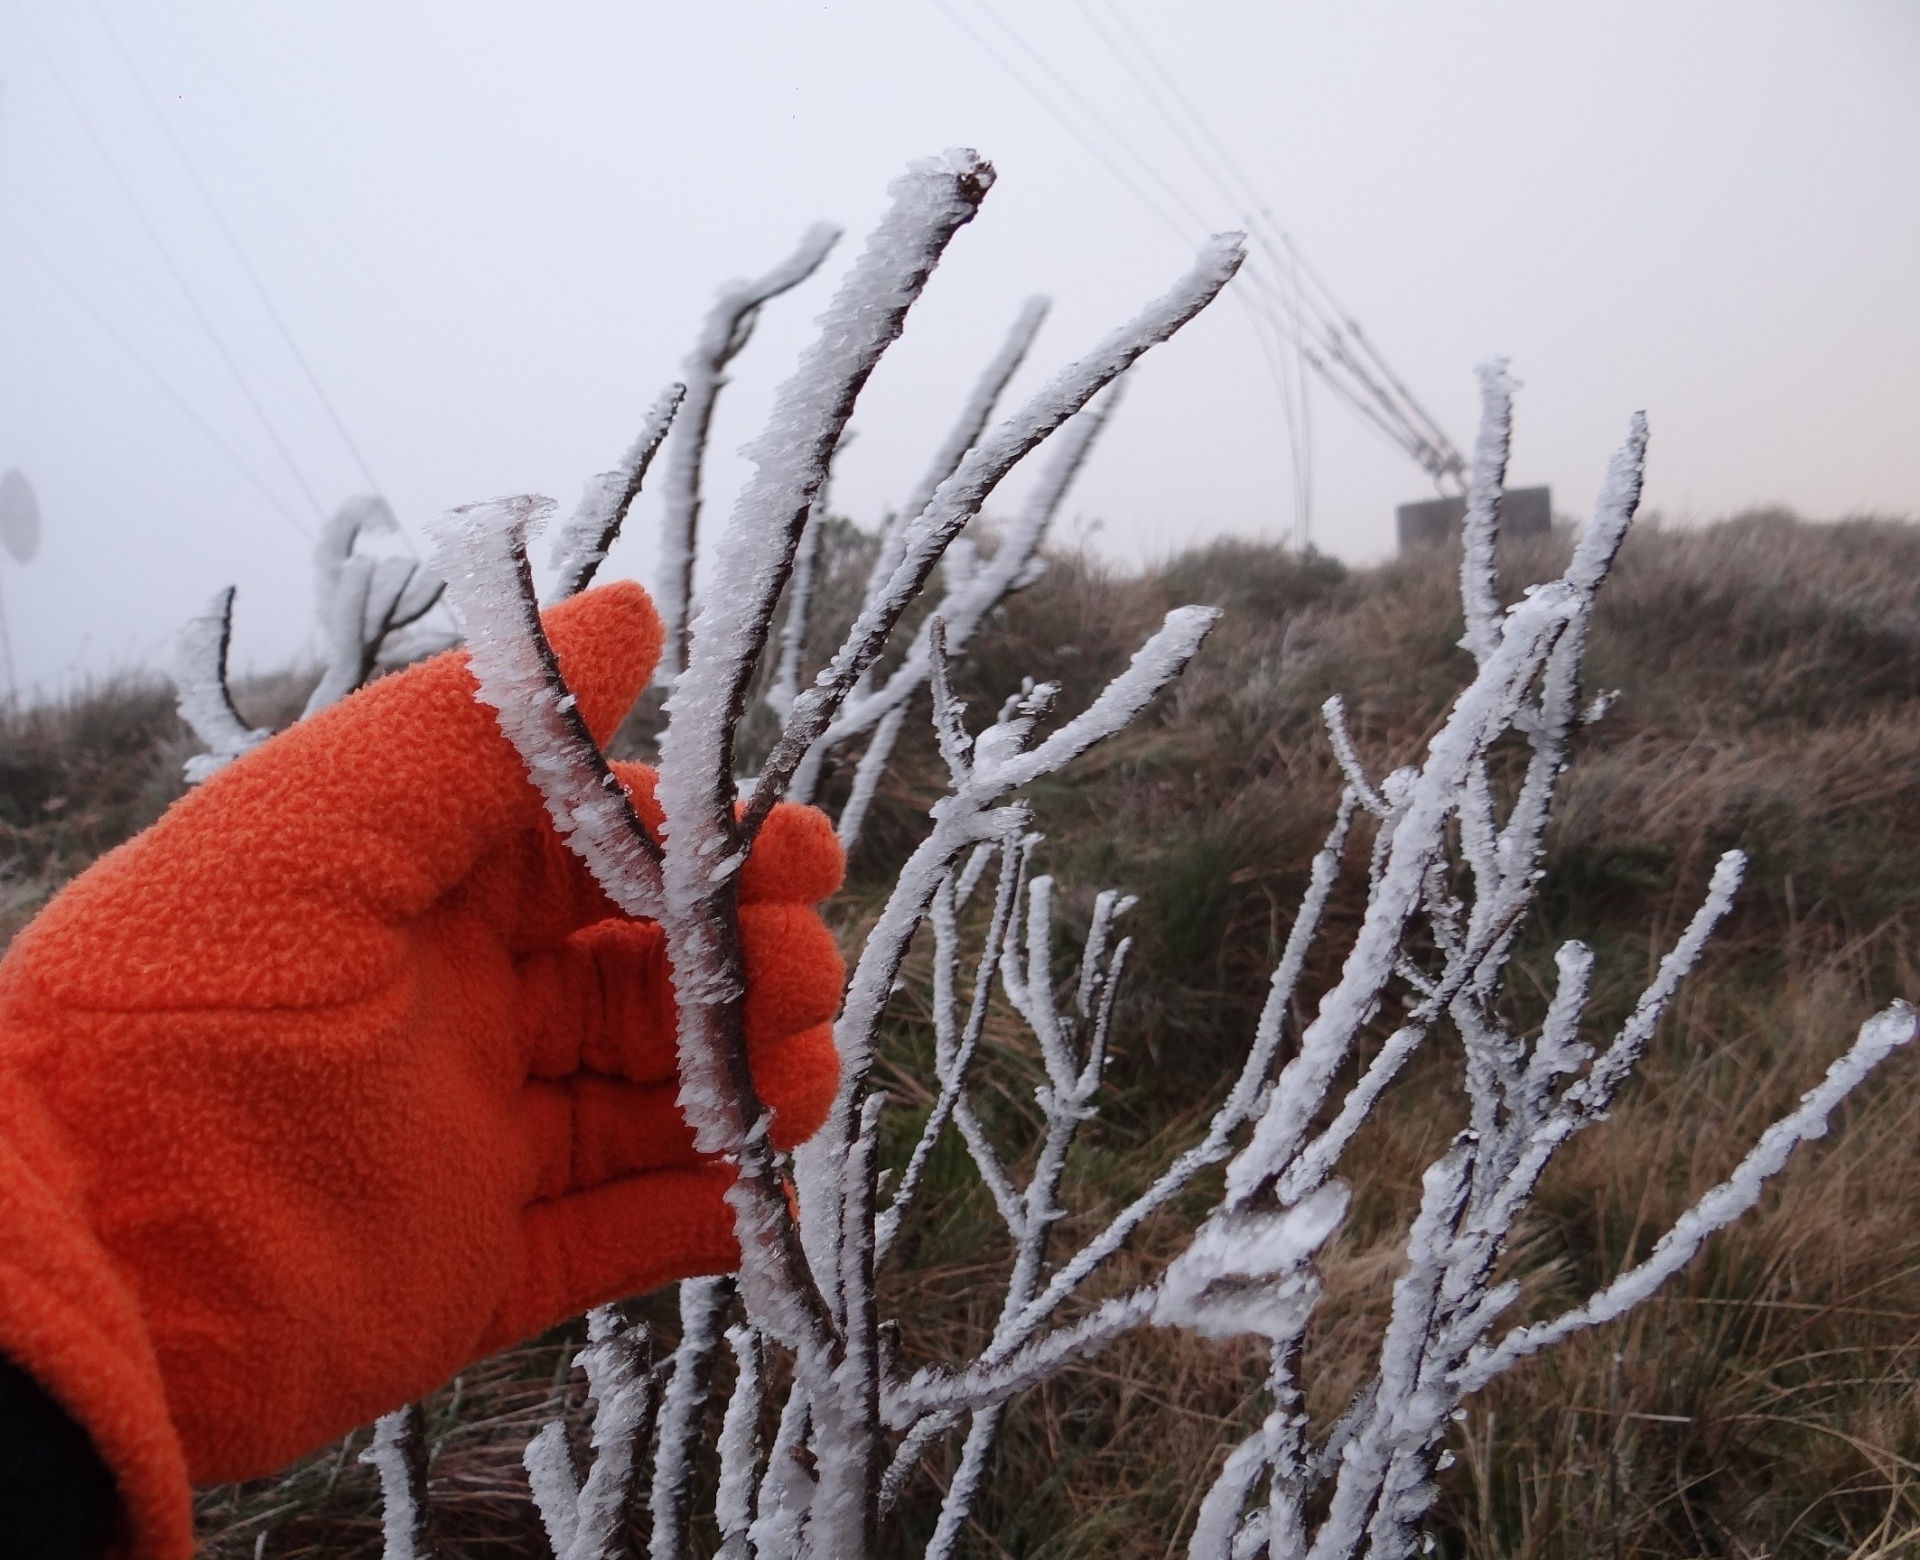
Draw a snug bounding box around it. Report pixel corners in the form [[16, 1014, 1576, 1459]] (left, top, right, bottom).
[[5, 509, 1919, 1557]]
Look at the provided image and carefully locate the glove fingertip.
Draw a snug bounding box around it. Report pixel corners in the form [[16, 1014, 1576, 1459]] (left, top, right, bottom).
[[740, 803, 845, 904], [762, 1024, 841, 1151], [541, 582, 664, 746]]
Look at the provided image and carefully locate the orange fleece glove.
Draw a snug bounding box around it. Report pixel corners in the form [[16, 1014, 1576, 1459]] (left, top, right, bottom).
[[0, 582, 843, 1559]]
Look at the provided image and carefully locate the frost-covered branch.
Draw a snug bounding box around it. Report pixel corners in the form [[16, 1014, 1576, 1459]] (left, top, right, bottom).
[[874, 834, 1024, 1260], [649, 1277, 730, 1560], [886, 1289, 1160, 1429], [344, 145, 1916, 1560], [857, 294, 1050, 624], [174, 586, 268, 782], [362, 154, 1244, 1560], [178, 497, 445, 779], [303, 497, 444, 716], [360, 1404, 437, 1560], [764, 426, 858, 723], [991, 790, 1358, 1358], [656, 222, 843, 675], [754, 232, 1244, 829], [715, 1324, 767, 1560], [1456, 360, 1515, 666], [526, 1306, 656, 1560], [1160, 386, 1909, 1560], [426, 497, 665, 920], [1457, 1000, 1918, 1392], [829, 378, 1127, 849], [1321, 697, 1388, 818], [826, 606, 1216, 1118], [1222, 580, 1581, 1210], [549, 383, 686, 602], [654, 152, 996, 1381]]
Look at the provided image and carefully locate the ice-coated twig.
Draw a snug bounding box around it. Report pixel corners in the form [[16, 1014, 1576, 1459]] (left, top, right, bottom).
[[303, 496, 444, 717], [1189, 1434, 1272, 1560], [828, 379, 1127, 849], [1320, 696, 1387, 818], [766, 515, 822, 723], [765, 426, 850, 723], [1516, 941, 1596, 1106], [1446, 854, 1753, 1293], [175, 586, 269, 782], [525, 1307, 656, 1560], [1222, 582, 1580, 1213], [878, 1409, 958, 1517], [426, 497, 665, 920], [715, 1325, 766, 1560], [994, 792, 1358, 1354], [1000, 871, 1071, 1092], [422, 220, 1914, 1559], [753, 232, 1244, 828], [907, 856, 1145, 1552], [884, 1287, 1161, 1424], [649, 1277, 730, 1560], [817, 1090, 890, 1556], [1567, 851, 1746, 1117], [922, 1403, 1001, 1560], [825, 606, 1217, 1125], [859, 294, 1050, 621], [548, 383, 686, 602], [1478, 415, 1648, 929], [834, 702, 909, 853], [1274, 1025, 1429, 1206], [1307, 1139, 1475, 1560], [1456, 359, 1515, 667], [526, 1308, 656, 1560], [1167, 387, 1915, 1560], [360, 1404, 437, 1560], [780, 610, 1213, 1552], [748, 1384, 812, 1559], [1456, 1000, 1918, 1388], [523, 1422, 580, 1559], [1078, 887, 1128, 1017], [656, 222, 843, 675], [875, 835, 1023, 1260]]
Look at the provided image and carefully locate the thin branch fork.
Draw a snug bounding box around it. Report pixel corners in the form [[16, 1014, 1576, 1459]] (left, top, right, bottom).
[[1222, 581, 1582, 1213], [743, 231, 1246, 842], [304, 497, 445, 717], [820, 378, 1128, 847], [857, 293, 1051, 625]]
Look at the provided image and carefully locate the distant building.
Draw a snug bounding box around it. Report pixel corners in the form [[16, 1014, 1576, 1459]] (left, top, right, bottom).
[[1396, 486, 1552, 551]]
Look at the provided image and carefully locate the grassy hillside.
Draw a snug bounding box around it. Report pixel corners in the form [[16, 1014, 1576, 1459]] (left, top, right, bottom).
[[6, 510, 1919, 1558]]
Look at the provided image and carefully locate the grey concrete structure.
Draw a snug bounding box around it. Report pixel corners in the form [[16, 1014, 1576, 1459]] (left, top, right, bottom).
[[1396, 485, 1552, 550]]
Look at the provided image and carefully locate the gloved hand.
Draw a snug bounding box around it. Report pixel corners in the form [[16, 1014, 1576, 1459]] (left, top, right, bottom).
[[0, 582, 844, 1560]]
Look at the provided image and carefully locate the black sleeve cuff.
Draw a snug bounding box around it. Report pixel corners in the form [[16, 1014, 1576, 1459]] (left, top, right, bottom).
[[0, 1352, 115, 1560]]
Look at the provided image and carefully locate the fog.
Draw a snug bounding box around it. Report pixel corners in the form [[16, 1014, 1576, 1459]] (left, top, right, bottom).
[[1, 1, 1914, 696]]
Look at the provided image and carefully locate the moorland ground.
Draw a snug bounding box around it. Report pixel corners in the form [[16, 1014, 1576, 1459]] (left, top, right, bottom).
[[5, 509, 1918, 1559]]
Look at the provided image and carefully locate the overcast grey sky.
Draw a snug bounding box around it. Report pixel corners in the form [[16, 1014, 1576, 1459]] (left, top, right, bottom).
[[1, 1, 1915, 696]]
